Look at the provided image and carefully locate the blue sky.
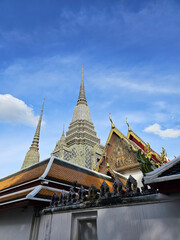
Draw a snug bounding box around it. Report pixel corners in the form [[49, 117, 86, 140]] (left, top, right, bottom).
[[0, 0, 180, 177]]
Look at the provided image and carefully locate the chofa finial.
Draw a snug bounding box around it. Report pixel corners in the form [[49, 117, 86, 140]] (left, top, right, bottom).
[[126, 117, 131, 131], [109, 113, 115, 128], [126, 117, 129, 127]]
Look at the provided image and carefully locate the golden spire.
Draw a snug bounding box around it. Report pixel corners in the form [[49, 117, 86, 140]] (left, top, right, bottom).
[[109, 113, 115, 128], [160, 147, 167, 164], [77, 66, 87, 106], [21, 99, 45, 169], [126, 117, 131, 131]]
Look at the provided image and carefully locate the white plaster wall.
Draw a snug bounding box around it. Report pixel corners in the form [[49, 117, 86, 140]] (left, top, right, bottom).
[[50, 212, 71, 240], [36, 198, 180, 240], [0, 206, 34, 240], [37, 212, 71, 240], [37, 214, 52, 240], [97, 201, 180, 240]]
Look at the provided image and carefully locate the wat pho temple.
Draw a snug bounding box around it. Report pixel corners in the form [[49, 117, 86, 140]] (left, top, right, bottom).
[[0, 68, 180, 240]]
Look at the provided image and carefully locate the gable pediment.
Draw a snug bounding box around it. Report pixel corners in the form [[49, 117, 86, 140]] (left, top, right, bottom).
[[107, 132, 139, 172]]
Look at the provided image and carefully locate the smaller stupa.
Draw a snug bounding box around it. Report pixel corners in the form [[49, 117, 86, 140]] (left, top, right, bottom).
[[21, 99, 45, 169]]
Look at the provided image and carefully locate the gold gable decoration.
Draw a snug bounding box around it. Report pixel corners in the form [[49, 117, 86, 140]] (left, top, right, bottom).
[[160, 147, 168, 165], [97, 117, 169, 175]]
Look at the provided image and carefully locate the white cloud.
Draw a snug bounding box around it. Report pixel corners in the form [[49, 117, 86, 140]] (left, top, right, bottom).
[[91, 72, 180, 95], [1, 54, 180, 98], [0, 94, 40, 126], [144, 123, 180, 138], [0, 54, 82, 99], [1, 30, 32, 44], [154, 101, 166, 110]]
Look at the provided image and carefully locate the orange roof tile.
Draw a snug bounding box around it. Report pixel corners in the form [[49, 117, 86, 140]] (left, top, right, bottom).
[[0, 189, 32, 203], [47, 162, 114, 192], [0, 163, 48, 191], [37, 188, 63, 198]]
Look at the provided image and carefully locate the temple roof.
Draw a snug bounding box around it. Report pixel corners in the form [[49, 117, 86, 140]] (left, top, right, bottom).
[[96, 116, 141, 174], [106, 123, 140, 152], [97, 117, 168, 174], [0, 156, 122, 208], [144, 155, 180, 193], [126, 120, 167, 164]]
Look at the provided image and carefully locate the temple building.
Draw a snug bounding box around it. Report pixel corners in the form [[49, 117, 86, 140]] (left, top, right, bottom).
[[51, 67, 104, 169], [96, 116, 169, 186]]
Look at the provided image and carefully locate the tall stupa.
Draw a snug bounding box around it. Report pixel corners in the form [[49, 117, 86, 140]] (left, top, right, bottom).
[[21, 99, 45, 169], [52, 67, 104, 169]]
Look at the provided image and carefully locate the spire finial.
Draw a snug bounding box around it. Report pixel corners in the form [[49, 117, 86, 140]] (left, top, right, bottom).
[[77, 66, 87, 106], [82, 65, 84, 81], [109, 113, 115, 128], [62, 124, 65, 136], [21, 99, 45, 169], [29, 98, 45, 151], [126, 117, 131, 131], [160, 147, 167, 164]]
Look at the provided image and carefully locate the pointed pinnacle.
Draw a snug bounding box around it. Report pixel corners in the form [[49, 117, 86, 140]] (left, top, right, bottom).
[[82, 65, 83, 80], [126, 117, 131, 131], [109, 113, 115, 129], [30, 99, 45, 151], [77, 66, 87, 106], [62, 124, 65, 136]]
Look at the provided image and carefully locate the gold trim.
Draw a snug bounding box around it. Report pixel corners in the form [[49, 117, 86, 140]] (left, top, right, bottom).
[[127, 128, 162, 162], [115, 162, 140, 172], [96, 124, 138, 172]]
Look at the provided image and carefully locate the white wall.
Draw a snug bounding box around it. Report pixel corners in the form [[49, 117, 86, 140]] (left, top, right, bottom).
[[37, 198, 180, 240], [38, 212, 71, 240], [97, 201, 180, 240], [0, 206, 34, 240]]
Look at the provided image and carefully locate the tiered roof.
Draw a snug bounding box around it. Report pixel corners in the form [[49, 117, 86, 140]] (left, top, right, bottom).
[[144, 155, 180, 193], [126, 120, 162, 164], [0, 156, 126, 209]]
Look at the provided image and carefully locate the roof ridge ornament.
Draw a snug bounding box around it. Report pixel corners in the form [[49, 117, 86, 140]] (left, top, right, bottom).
[[160, 147, 167, 164], [109, 113, 115, 129], [77, 66, 87, 106], [126, 117, 131, 131]]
